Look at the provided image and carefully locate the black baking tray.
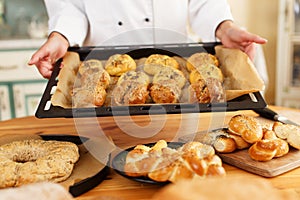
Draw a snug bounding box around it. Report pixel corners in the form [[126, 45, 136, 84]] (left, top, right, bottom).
[[35, 42, 267, 118]]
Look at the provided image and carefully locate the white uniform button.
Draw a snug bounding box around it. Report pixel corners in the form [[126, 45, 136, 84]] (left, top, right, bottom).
[[118, 21, 123, 26]]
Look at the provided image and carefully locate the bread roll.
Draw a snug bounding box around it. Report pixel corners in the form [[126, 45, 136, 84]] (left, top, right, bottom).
[[286, 129, 300, 150], [150, 80, 181, 103], [188, 78, 225, 103], [228, 133, 251, 150], [152, 67, 186, 89], [213, 135, 237, 153], [189, 64, 224, 84], [112, 81, 149, 105], [78, 59, 103, 75], [72, 69, 110, 107], [248, 140, 277, 161], [273, 122, 300, 150], [186, 52, 219, 72], [144, 54, 179, 75], [104, 54, 136, 76], [228, 114, 263, 144], [124, 141, 225, 183]]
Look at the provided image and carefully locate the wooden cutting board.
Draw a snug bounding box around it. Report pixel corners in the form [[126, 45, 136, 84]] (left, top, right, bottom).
[[179, 133, 300, 177], [218, 148, 300, 177]]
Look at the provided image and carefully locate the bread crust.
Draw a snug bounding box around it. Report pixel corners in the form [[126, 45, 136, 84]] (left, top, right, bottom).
[[228, 114, 263, 144], [72, 63, 111, 107], [124, 141, 225, 183], [189, 64, 224, 84], [0, 139, 79, 188], [150, 80, 181, 103], [144, 54, 179, 75], [105, 54, 136, 76], [112, 71, 150, 105], [188, 78, 225, 103], [186, 52, 219, 72], [78, 59, 104, 75], [248, 140, 277, 161]]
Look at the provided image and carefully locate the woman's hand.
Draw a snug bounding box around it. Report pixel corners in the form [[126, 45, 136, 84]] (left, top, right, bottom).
[[28, 32, 69, 79], [216, 20, 267, 60]]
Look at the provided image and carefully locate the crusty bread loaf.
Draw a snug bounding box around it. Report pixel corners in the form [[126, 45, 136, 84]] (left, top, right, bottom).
[[0, 139, 79, 188]]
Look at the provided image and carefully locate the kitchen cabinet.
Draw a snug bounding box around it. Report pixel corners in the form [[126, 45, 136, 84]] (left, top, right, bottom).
[[0, 49, 47, 120], [0, 84, 11, 120], [276, 0, 300, 108], [0, 0, 48, 120]]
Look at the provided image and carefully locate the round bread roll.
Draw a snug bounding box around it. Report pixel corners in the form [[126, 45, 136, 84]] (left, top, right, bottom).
[[112, 80, 149, 105], [186, 52, 219, 72], [248, 139, 277, 161], [0, 139, 79, 188], [104, 54, 136, 76], [78, 59, 103, 75], [117, 71, 150, 86], [144, 54, 179, 75], [273, 138, 289, 158], [228, 115, 263, 144], [72, 69, 111, 107], [260, 129, 289, 158], [149, 80, 181, 103], [152, 66, 186, 89], [188, 78, 225, 103], [189, 64, 224, 84]]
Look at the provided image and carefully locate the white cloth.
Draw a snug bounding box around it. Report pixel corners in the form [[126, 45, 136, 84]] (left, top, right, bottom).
[[43, 0, 233, 46]]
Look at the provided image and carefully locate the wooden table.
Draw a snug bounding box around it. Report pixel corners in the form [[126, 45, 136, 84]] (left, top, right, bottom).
[[0, 106, 300, 199]]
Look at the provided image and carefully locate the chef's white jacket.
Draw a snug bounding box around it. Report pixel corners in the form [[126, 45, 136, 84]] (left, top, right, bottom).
[[44, 0, 233, 46]]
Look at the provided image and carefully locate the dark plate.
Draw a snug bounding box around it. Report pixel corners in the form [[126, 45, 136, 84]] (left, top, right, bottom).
[[35, 42, 267, 118], [111, 142, 183, 185]]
